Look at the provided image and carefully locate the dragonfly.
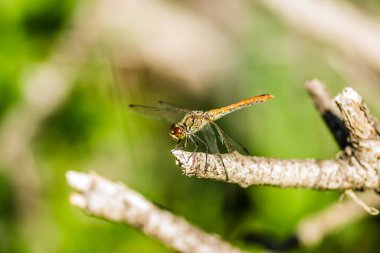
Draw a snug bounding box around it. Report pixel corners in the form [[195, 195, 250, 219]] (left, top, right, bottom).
[[129, 94, 273, 178]]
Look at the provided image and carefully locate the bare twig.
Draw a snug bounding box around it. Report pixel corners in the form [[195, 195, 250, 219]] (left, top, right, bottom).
[[335, 88, 378, 141], [297, 191, 380, 247], [66, 171, 247, 253], [257, 0, 380, 74], [305, 79, 349, 149], [173, 150, 376, 190], [345, 190, 379, 215], [306, 79, 380, 214], [173, 81, 380, 193], [292, 80, 380, 247], [334, 88, 380, 187]]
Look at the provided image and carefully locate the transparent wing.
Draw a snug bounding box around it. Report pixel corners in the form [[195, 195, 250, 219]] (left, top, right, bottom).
[[200, 123, 219, 154], [128, 102, 187, 123], [210, 122, 249, 155], [157, 101, 192, 112], [200, 123, 228, 181]]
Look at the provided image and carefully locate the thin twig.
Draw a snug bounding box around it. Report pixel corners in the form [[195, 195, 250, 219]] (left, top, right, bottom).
[[345, 190, 379, 215], [306, 79, 380, 215], [305, 79, 349, 149], [296, 191, 380, 247], [257, 0, 380, 73], [66, 171, 247, 253]]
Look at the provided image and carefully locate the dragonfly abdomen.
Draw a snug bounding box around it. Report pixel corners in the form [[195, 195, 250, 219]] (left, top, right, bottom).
[[207, 94, 273, 121]]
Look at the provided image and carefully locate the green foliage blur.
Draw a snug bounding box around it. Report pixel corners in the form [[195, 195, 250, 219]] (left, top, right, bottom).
[[1, 1, 379, 253]]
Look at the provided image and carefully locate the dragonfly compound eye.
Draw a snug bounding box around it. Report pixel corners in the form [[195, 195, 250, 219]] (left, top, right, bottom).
[[170, 124, 184, 140]]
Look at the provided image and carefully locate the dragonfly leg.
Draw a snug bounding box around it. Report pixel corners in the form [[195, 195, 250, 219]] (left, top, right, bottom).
[[200, 127, 229, 180], [187, 135, 199, 164], [218, 153, 228, 182], [192, 135, 209, 173], [183, 136, 188, 148], [174, 137, 187, 150]]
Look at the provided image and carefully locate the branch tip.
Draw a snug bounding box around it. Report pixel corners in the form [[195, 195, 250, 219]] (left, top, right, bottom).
[[66, 170, 92, 191], [69, 193, 86, 208], [305, 79, 325, 89]]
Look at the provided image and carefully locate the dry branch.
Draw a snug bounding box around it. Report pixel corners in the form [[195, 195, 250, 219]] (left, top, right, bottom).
[[297, 191, 380, 246], [173, 151, 374, 190], [305, 79, 348, 148], [257, 0, 380, 74], [66, 171, 247, 253], [173, 80, 380, 193]]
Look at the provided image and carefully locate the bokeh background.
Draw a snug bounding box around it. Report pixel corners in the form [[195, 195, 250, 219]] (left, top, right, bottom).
[[1, 0, 380, 252]]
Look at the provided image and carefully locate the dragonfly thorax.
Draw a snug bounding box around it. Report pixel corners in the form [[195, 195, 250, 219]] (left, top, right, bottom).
[[170, 111, 209, 141]]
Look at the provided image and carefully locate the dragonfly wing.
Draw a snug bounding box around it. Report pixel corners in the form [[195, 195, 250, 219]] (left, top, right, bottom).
[[157, 101, 192, 112], [210, 122, 249, 155], [128, 104, 186, 122], [200, 123, 219, 154]]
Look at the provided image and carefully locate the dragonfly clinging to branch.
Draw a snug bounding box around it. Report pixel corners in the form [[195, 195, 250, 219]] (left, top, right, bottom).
[[129, 94, 274, 159]]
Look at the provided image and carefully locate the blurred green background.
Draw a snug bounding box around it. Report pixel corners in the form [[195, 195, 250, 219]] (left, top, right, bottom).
[[1, 0, 380, 252]]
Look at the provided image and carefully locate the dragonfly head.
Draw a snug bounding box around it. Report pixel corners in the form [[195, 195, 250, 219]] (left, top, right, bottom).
[[170, 124, 186, 141]]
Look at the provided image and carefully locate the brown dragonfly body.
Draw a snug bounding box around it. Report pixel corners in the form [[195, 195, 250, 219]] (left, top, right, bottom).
[[130, 94, 273, 155], [169, 94, 273, 145]]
